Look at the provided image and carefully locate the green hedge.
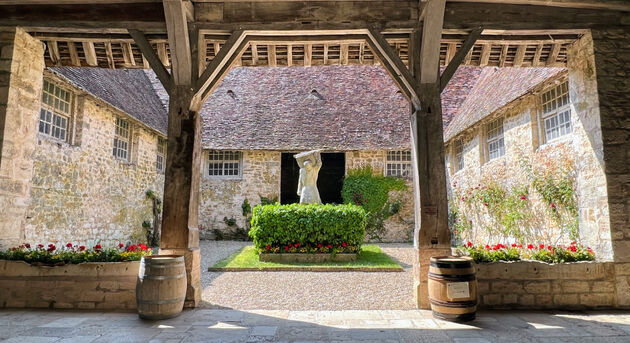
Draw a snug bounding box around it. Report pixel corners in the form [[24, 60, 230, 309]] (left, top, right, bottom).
[[249, 203, 367, 252]]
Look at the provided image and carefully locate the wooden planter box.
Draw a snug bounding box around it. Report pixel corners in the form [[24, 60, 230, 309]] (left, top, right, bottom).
[[474, 260, 619, 309], [259, 253, 357, 263], [0, 259, 139, 310]]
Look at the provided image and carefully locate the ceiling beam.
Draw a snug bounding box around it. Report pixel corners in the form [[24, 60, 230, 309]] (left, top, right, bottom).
[[419, 0, 446, 84], [450, 0, 630, 12], [440, 27, 481, 92], [163, 0, 192, 85]]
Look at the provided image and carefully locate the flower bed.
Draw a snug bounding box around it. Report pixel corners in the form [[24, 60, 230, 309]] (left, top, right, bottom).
[[455, 241, 594, 263], [0, 242, 151, 310], [249, 203, 367, 259]]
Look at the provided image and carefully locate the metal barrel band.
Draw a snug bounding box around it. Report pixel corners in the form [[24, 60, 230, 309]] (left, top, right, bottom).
[[432, 311, 476, 322], [430, 298, 477, 308], [145, 263, 185, 269], [140, 273, 187, 280], [430, 261, 473, 269], [137, 296, 186, 305], [428, 272, 476, 282]]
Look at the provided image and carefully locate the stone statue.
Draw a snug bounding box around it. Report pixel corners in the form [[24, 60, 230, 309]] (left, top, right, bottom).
[[294, 150, 322, 204]]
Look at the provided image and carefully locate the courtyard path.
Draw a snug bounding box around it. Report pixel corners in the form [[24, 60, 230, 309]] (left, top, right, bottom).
[[200, 241, 416, 310], [1, 308, 630, 342]]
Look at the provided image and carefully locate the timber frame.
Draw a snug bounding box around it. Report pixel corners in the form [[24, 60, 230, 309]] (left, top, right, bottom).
[[1, 0, 629, 309]]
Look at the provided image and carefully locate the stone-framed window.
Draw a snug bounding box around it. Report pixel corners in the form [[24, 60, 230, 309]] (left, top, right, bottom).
[[541, 81, 572, 142], [453, 139, 464, 172], [156, 137, 166, 173], [39, 80, 72, 142], [113, 117, 131, 161], [386, 150, 412, 178], [207, 150, 242, 178], [486, 117, 505, 161]]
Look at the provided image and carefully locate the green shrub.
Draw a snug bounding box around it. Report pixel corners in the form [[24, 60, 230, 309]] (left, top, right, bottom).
[[249, 203, 367, 253], [341, 166, 407, 240]]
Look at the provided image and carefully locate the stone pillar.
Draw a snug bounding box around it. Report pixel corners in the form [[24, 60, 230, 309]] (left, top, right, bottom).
[[590, 28, 630, 308], [0, 27, 44, 249], [159, 86, 202, 308]]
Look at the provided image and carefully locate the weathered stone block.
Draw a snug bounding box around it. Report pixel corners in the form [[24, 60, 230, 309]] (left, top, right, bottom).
[[553, 294, 580, 306], [579, 293, 615, 307], [561, 281, 590, 293], [524, 281, 551, 294]]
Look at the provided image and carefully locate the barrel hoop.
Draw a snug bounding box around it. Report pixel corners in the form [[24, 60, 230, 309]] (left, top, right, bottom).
[[144, 263, 185, 269], [430, 299, 477, 308], [137, 296, 186, 305], [432, 311, 476, 322], [428, 272, 476, 282], [140, 273, 187, 280], [430, 261, 472, 269]]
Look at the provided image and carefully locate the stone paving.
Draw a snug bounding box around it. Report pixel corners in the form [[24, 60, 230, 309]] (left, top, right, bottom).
[[1, 309, 630, 342]]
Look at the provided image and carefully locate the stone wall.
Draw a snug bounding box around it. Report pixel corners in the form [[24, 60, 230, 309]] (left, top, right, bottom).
[[0, 260, 137, 310], [590, 28, 630, 307], [476, 261, 619, 309], [0, 28, 45, 248], [198, 149, 415, 242], [22, 72, 165, 247]]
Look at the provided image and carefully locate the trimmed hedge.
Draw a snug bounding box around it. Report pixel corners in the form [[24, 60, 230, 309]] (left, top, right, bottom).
[[249, 203, 367, 252]]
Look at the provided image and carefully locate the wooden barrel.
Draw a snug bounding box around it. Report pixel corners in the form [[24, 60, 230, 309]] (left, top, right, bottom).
[[428, 256, 477, 322], [136, 255, 187, 320]]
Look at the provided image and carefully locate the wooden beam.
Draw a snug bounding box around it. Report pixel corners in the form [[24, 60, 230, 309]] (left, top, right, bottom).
[[304, 44, 312, 67], [463, 48, 472, 65], [419, 0, 446, 84], [82, 41, 98, 66], [287, 44, 293, 66], [142, 55, 150, 69], [513, 44, 526, 66], [194, 30, 246, 104], [47, 40, 61, 66], [359, 42, 364, 64], [268, 44, 277, 67], [105, 42, 115, 69], [445, 42, 456, 64], [440, 27, 481, 92], [251, 43, 258, 65], [547, 43, 561, 66], [157, 42, 169, 67], [323, 44, 328, 65], [533, 43, 543, 66], [366, 28, 419, 108], [198, 36, 250, 104], [67, 41, 81, 66], [447, 0, 630, 12], [129, 29, 174, 93], [163, 0, 192, 85], [340, 43, 349, 65], [121, 42, 136, 66], [479, 43, 490, 66], [498, 44, 508, 67]]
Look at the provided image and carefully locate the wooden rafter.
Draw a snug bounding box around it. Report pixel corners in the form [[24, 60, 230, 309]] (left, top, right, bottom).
[[67, 41, 80, 66], [440, 27, 482, 92], [163, 0, 192, 85], [129, 29, 173, 93]]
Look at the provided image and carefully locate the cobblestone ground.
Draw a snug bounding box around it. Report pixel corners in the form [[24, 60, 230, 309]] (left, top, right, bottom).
[[1, 308, 630, 342], [200, 241, 416, 310]]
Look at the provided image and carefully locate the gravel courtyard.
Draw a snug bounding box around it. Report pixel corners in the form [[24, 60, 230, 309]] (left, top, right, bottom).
[[200, 241, 416, 310]]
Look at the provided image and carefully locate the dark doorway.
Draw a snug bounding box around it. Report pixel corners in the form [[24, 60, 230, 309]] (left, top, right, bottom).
[[281, 152, 345, 204]]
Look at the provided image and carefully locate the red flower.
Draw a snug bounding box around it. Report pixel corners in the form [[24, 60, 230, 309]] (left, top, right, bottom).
[[342, 242, 347, 247], [294, 243, 300, 247], [527, 244, 534, 249], [37, 244, 44, 249], [24, 243, 31, 248], [266, 245, 271, 250], [47, 244, 56, 252], [66, 243, 73, 248], [539, 244, 545, 250], [511, 243, 517, 247], [484, 244, 490, 250], [317, 243, 323, 248], [126, 245, 136, 252], [571, 241, 576, 246], [466, 241, 473, 247], [483, 202, 488, 207], [94, 244, 102, 250], [550, 203, 556, 209], [79, 245, 86, 251], [284, 246, 289, 251], [118, 243, 124, 248], [547, 245, 553, 251], [139, 244, 148, 251], [327, 244, 332, 249], [517, 244, 523, 248], [568, 245, 577, 252], [520, 195, 527, 200]]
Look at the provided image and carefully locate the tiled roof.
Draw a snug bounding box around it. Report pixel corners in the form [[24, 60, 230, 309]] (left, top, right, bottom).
[[443, 66, 565, 141], [48, 67, 168, 134], [197, 65, 411, 150]]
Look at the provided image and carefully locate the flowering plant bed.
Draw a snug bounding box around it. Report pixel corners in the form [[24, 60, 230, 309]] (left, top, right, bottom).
[[259, 252, 356, 263], [455, 241, 595, 263], [0, 242, 152, 266]]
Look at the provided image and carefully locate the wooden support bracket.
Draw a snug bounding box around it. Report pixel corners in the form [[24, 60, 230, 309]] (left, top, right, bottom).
[[440, 27, 482, 92], [129, 29, 174, 94]]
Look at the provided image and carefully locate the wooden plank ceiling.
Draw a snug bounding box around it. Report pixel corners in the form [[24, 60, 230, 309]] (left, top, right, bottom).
[[35, 32, 577, 69]]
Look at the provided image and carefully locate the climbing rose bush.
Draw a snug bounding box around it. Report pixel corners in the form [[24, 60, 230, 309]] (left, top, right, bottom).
[[456, 241, 595, 263], [0, 242, 152, 265]]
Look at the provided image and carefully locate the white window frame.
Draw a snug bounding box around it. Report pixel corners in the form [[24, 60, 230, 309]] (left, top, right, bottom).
[[541, 81, 572, 143], [453, 139, 464, 173], [385, 150, 412, 178], [486, 117, 505, 162], [207, 150, 242, 179], [156, 137, 166, 173], [39, 80, 72, 142], [113, 117, 131, 161]]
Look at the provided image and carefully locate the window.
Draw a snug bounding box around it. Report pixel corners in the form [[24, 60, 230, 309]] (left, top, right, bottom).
[[208, 150, 242, 177], [541, 81, 572, 142], [113, 117, 130, 160], [39, 80, 71, 141], [486, 118, 505, 161], [156, 137, 166, 172], [453, 139, 464, 172], [386, 150, 412, 178]]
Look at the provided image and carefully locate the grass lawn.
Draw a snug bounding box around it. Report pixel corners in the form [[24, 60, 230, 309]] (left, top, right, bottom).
[[209, 245, 403, 272]]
